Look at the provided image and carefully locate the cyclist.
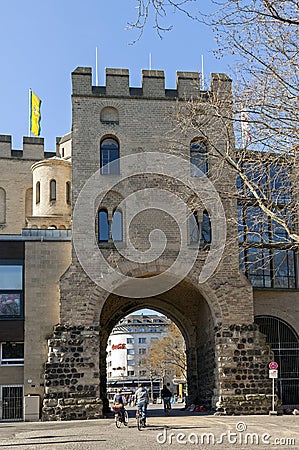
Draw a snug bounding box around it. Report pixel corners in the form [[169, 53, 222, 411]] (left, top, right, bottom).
[[134, 383, 149, 426], [113, 388, 125, 422], [161, 384, 172, 414]]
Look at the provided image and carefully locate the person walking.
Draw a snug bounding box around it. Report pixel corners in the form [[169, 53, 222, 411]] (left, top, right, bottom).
[[161, 384, 172, 414]]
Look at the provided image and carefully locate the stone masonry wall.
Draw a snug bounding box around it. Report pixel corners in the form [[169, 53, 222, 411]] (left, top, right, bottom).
[[42, 324, 102, 421], [214, 324, 274, 415]]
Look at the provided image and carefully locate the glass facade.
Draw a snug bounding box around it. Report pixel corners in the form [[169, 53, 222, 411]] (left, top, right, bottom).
[[0, 262, 23, 318], [237, 161, 296, 288]]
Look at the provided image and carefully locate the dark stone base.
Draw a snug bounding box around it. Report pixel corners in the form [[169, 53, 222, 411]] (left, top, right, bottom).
[[214, 323, 275, 415], [43, 397, 103, 421], [42, 324, 103, 421]]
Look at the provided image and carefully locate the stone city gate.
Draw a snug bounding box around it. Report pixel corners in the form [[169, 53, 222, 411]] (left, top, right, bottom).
[[41, 66, 275, 420], [42, 269, 274, 420]]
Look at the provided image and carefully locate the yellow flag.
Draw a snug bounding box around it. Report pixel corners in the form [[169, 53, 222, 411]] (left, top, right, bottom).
[[30, 91, 41, 136]]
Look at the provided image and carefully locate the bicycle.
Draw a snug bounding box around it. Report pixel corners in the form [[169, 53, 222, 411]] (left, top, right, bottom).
[[136, 406, 145, 431], [113, 405, 128, 428]]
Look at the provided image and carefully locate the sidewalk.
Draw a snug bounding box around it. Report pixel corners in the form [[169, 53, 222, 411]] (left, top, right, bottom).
[[0, 404, 298, 449]]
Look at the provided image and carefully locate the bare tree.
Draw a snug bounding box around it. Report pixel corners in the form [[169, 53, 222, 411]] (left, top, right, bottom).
[[127, 1, 299, 289], [130, 1, 299, 241], [127, 0, 198, 41], [147, 322, 187, 381]]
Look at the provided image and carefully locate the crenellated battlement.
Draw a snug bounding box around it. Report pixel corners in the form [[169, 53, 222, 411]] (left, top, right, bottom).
[[0, 135, 55, 160], [71, 66, 232, 99]]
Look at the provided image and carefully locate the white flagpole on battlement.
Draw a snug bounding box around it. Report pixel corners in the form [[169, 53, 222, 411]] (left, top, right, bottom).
[[95, 47, 99, 86], [28, 89, 31, 136]]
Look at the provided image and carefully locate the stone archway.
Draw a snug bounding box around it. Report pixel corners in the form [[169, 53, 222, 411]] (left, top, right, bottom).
[[98, 277, 216, 410], [42, 266, 275, 420]]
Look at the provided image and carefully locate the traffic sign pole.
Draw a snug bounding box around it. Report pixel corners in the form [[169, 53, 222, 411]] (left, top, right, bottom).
[[269, 362, 278, 415]]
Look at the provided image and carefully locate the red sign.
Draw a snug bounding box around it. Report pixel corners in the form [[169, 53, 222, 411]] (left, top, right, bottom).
[[269, 361, 278, 370], [112, 343, 126, 350]]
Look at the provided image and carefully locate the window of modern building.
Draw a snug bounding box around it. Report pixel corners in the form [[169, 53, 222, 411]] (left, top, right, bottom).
[[0, 262, 23, 319], [0, 342, 24, 365], [238, 205, 296, 288], [138, 338, 146, 344], [139, 348, 146, 354], [100, 138, 120, 175], [127, 349, 134, 355], [35, 182, 40, 204], [127, 338, 134, 344], [66, 181, 71, 204], [98, 209, 109, 242], [50, 179, 56, 201], [190, 140, 208, 176], [128, 370, 135, 376], [0, 187, 6, 223], [111, 209, 123, 241], [139, 370, 147, 376], [238, 162, 291, 205]]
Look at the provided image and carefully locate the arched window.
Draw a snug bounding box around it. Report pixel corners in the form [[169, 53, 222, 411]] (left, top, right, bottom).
[[189, 211, 200, 244], [112, 209, 123, 241], [190, 140, 208, 176], [0, 188, 6, 224], [98, 209, 109, 242], [202, 210, 211, 243], [66, 181, 71, 204], [36, 182, 40, 204], [100, 138, 120, 175], [50, 179, 56, 201]]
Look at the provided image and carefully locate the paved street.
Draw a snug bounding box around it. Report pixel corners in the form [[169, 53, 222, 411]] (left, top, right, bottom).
[[0, 404, 298, 450]]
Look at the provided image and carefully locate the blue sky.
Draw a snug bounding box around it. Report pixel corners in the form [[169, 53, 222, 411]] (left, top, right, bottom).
[[0, 0, 232, 151]]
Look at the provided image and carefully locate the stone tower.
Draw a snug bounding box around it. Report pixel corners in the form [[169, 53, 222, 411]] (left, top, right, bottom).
[[42, 67, 273, 420]]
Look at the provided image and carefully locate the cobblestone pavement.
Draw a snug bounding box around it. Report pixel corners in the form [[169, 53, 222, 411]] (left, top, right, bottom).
[[0, 405, 298, 450]]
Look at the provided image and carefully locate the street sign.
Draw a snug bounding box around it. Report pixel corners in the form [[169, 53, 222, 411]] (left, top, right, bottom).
[[269, 369, 278, 379], [269, 361, 278, 370]]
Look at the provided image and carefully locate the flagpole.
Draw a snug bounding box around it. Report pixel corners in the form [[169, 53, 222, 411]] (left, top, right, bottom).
[[28, 89, 31, 136], [95, 47, 99, 86], [201, 55, 205, 90], [149, 52, 152, 70]]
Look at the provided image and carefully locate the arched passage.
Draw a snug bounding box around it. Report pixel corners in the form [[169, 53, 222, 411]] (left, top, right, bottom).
[[99, 278, 216, 409]]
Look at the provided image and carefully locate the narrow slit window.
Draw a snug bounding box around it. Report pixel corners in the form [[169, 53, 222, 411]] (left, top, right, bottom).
[[36, 182, 40, 204], [50, 179, 56, 201]]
